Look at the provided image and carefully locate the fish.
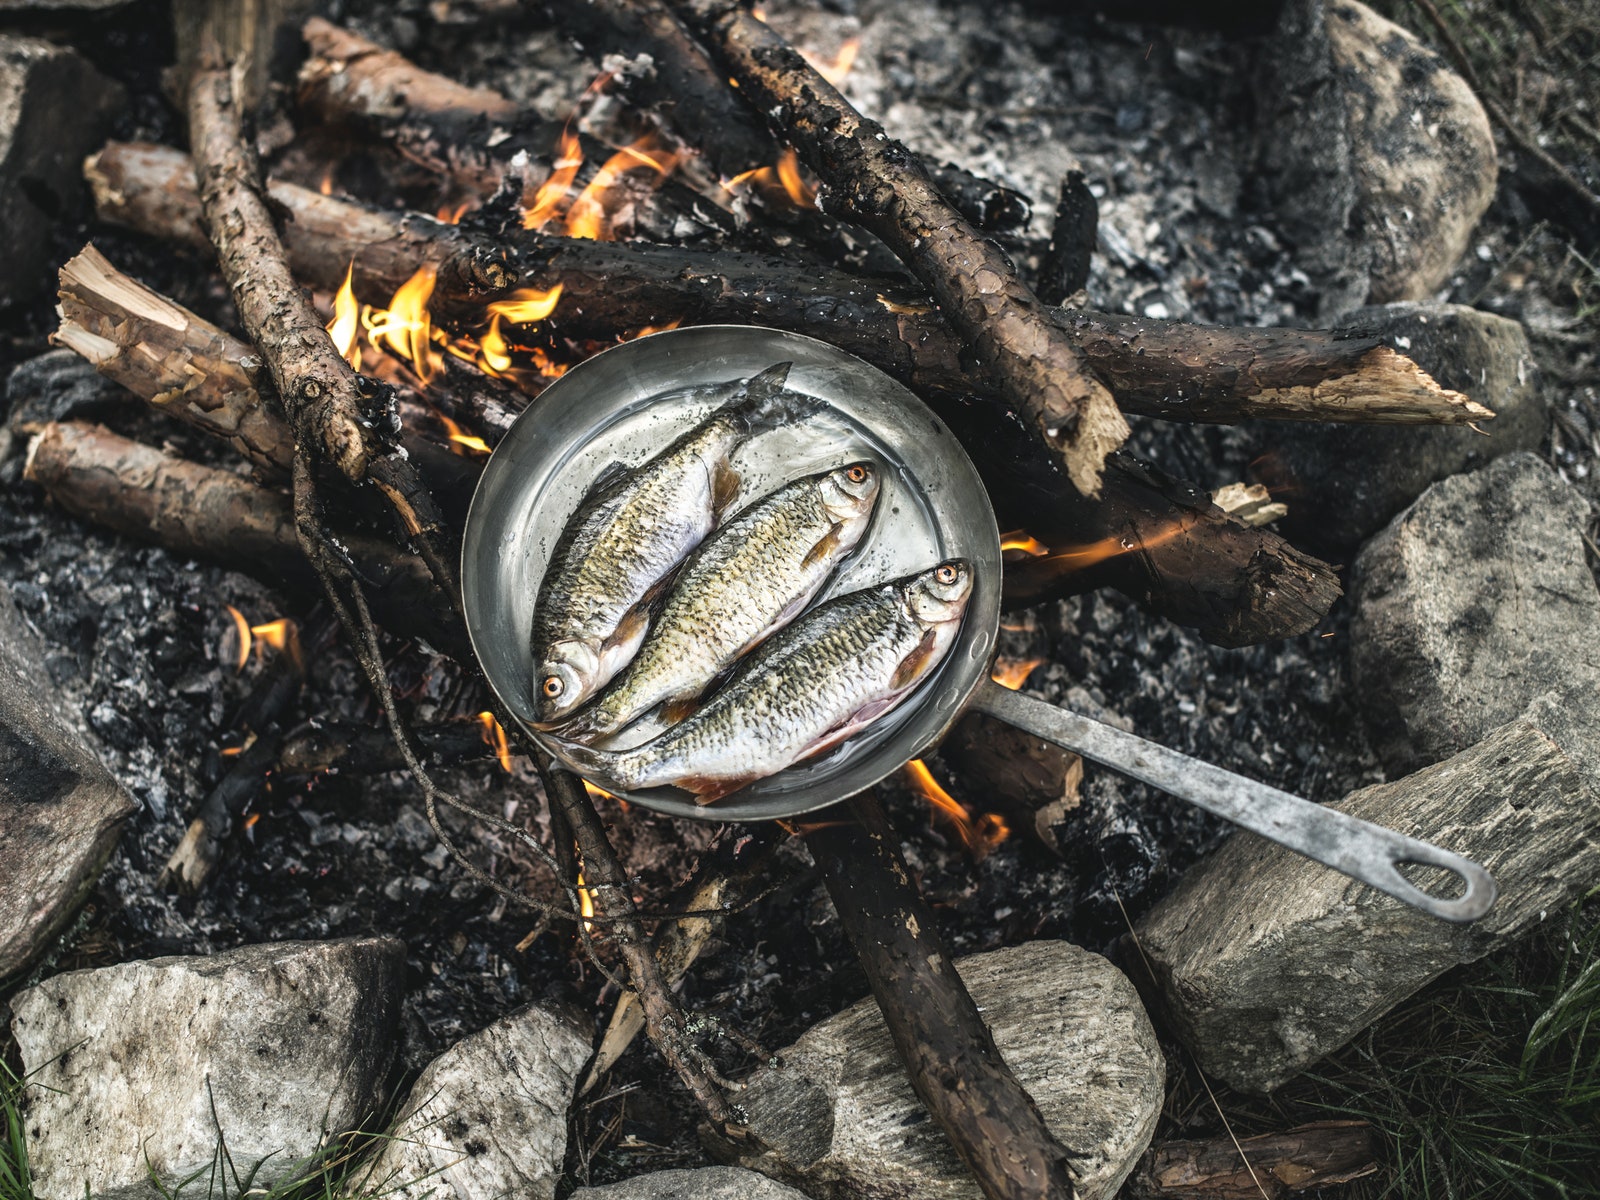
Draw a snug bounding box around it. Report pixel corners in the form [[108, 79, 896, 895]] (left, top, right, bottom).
[[560, 461, 883, 742], [557, 560, 974, 803], [529, 362, 808, 726]]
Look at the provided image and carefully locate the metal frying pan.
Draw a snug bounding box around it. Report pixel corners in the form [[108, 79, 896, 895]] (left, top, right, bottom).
[[462, 325, 1495, 923]]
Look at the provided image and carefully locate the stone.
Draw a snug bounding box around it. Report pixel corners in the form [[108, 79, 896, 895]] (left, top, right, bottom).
[[0, 582, 134, 982], [1349, 452, 1599, 777], [571, 1167, 810, 1199], [8, 937, 405, 1200], [0, 37, 124, 310], [1134, 701, 1600, 1095], [1255, 0, 1497, 315], [1253, 303, 1545, 551], [361, 1003, 591, 1200], [707, 941, 1164, 1200]]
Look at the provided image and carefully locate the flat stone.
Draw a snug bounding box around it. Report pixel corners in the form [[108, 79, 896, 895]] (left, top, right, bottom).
[[1134, 701, 1600, 1094], [362, 1003, 591, 1200], [1254, 303, 1545, 551], [1349, 452, 1600, 777], [0, 582, 134, 982], [9, 936, 405, 1200], [572, 1167, 810, 1199], [707, 941, 1164, 1200], [0, 37, 123, 310]]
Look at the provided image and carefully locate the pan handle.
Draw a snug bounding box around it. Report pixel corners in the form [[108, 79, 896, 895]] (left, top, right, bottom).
[[969, 678, 1496, 923]]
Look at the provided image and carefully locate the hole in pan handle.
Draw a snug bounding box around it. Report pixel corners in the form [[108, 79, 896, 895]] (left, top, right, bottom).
[[970, 678, 1497, 923]]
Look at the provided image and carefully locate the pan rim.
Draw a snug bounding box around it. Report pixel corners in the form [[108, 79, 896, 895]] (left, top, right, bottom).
[[461, 324, 1003, 821]]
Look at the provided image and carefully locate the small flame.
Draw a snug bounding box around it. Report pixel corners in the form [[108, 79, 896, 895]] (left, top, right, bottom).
[[723, 146, 817, 210], [243, 812, 261, 831], [563, 134, 679, 241], [524, 128, 585, 231], [807, 38, 860, 87], [477, 712, 513, 773], [364, 265, 442, 384], [437, 412, 492, 455], [584, 779, 628, 812], [1000, 531, 1050, 557], [991, 657, 1045, 690], [577, 868, 595, 930], [219, 745, 244, 759], [1028, 517, 1196, 575], [318, 168, 335, 196], [479, 314, 513, 375], [224, 604, 252, 671], [486, 284, 563, 325], [902, 760, 1008, 860], [325, 262, 362, 370], [250, 618, 303, 674], [436, 199, 475, 224]]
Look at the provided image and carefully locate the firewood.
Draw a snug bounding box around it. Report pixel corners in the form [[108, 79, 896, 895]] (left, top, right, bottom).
[[800, 790, 1078, 1200], [87, 142, 1488, 429], [941, 711, 1082, 851], [1129, 1120, 1378, 1199], [546, 0, 1029, 233], [277, 718, 500, 776], [21, 422, 465, 658], [672, 0, 1127, 498]]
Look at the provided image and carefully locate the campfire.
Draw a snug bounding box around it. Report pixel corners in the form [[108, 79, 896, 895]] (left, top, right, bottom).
[[4, 0, 1599, 1198]]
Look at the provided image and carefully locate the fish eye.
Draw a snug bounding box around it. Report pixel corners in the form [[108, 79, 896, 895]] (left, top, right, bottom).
[[846, 464, 869, 483], [935, 563, 958, 585], [542, 676, 565, 698]]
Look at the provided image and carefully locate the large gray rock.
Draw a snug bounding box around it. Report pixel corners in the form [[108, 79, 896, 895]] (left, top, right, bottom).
[[0, 38, 123, 309], [1350, 453, 1599, 777], [707, 941, 1164, 1200], [572, 1167, 809, 1199], [9, 937, 405, 1200], [1256, 0, 1497, 315], [1135, 700, 1600, 1094], [362, 1003, 591, 1200], [1257, 303, 1545, 551], [0, 583, 134, 982]]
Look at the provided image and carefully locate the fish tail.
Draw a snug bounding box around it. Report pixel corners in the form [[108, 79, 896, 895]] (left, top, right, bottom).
[[726, 362, 818, 432], [554, 739, 635, 792]]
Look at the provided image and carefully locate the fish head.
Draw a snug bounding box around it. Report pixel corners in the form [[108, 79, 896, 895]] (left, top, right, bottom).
[[532, 641, 602, 726], [907, 559, 975, 625], [818, 461, 882, 533]]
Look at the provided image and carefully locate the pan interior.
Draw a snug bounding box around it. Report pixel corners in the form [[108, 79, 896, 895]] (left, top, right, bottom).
[[462, 326, 1002, 821]]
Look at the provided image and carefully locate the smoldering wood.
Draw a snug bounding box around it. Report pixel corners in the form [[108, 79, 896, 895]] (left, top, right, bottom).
[[277, 718, 499, 776], [87, 142, 1489, 429], [941, 711, 1082, 852], [802, 790, 1078, 1200], [1129, 1121, 1378, 1199], [21, 422, 467, 659], [673, 0, 1129, 498], [1037, 171, 1098, 306]]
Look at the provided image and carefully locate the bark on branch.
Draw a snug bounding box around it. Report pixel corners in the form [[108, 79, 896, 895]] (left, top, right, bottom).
[[671, 0, 1127, 496]]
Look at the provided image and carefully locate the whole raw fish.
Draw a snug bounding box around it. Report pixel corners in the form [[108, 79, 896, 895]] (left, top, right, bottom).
[[561, 461, 882, 742], [558, 560, 973, 802], [529, 362, 806, 726]]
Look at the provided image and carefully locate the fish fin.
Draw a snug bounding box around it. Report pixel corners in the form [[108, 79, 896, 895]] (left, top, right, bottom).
[[660, 697, 700, 726], [794, 696, 907, 765], [800, 526, 843, 572], [598, 605, 652, 682], [681, 774, 761, 805], [890, 628, 940, 690], [726, 362, 820, 432], [581, 459, 632, 503], [712, 458, 742, 521]]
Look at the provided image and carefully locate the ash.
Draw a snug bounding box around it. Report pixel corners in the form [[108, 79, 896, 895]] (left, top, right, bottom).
[[2, 0, 1595, 1184]]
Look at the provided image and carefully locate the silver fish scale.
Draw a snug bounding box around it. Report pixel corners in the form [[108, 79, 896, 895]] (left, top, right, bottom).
[[605, 588, 923, 790], [577, 477, 847, 734]]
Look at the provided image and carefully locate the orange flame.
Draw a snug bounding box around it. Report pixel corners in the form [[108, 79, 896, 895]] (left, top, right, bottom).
[[243, 812, 261, 832], [486, 284, 563, 325], [577, 868, 595, 930], [584, 779, 629, 812], [325, 262, 362, 370], [250, 618, 304, 674], [902, 760, 1008, 860], [364, 265, 442, 384], [724, 146, 816, 209], [436, 199, 475, 224], [991, 657, 1045, 690], [563, 134, 679, 241], [1000, 531, 1050, 557], [1029, 517, 1197, 574], [437, 412, 492, 455], [224, 604, 252, 671], [477, 712, 513, 773], [807, 38, 860, 87], [219, 745, 244, 759], [318, 168, 335, 196], [524, 128, 584, 231]]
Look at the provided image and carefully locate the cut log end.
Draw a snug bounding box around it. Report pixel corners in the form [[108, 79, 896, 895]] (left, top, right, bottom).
[[1052, 380, 1131, 498]]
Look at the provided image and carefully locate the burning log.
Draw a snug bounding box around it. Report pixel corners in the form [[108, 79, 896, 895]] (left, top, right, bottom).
[[21, 423, 465, 658], [800, 790, 1078, 1200], [942, 710, 1082, 852], [1129, 1121, 1378, 1199], [296, 18, 732, 246], [671, 0, 1127, 497], [87, 142, 1487, 430]]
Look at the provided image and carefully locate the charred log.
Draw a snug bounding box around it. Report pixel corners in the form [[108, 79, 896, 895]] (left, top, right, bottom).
[[1129, 1120, 1378, 1199], [87, 142, 1487, 429], [801, 790, 1078, 1200], [22, 423, 466, 658], [277, 718, 499, 776], [673, 0, 1127, 497]]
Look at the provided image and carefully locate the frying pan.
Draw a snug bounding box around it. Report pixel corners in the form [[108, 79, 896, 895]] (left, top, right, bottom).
[[462, 325, 1495, 923]]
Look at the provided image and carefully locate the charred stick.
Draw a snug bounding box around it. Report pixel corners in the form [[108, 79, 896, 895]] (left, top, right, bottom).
[[804, 790, 1077, 1200], [1037, 171, 1098, 306], [538, 760, 737, 1126], [277, 718, 498, 776], [671, 0, 1126, 497], [1130, 1120, 1378, 1199], [87, 143, 1486, 429], [21, 423, 467, 658], [185, 57, 461, 608]]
